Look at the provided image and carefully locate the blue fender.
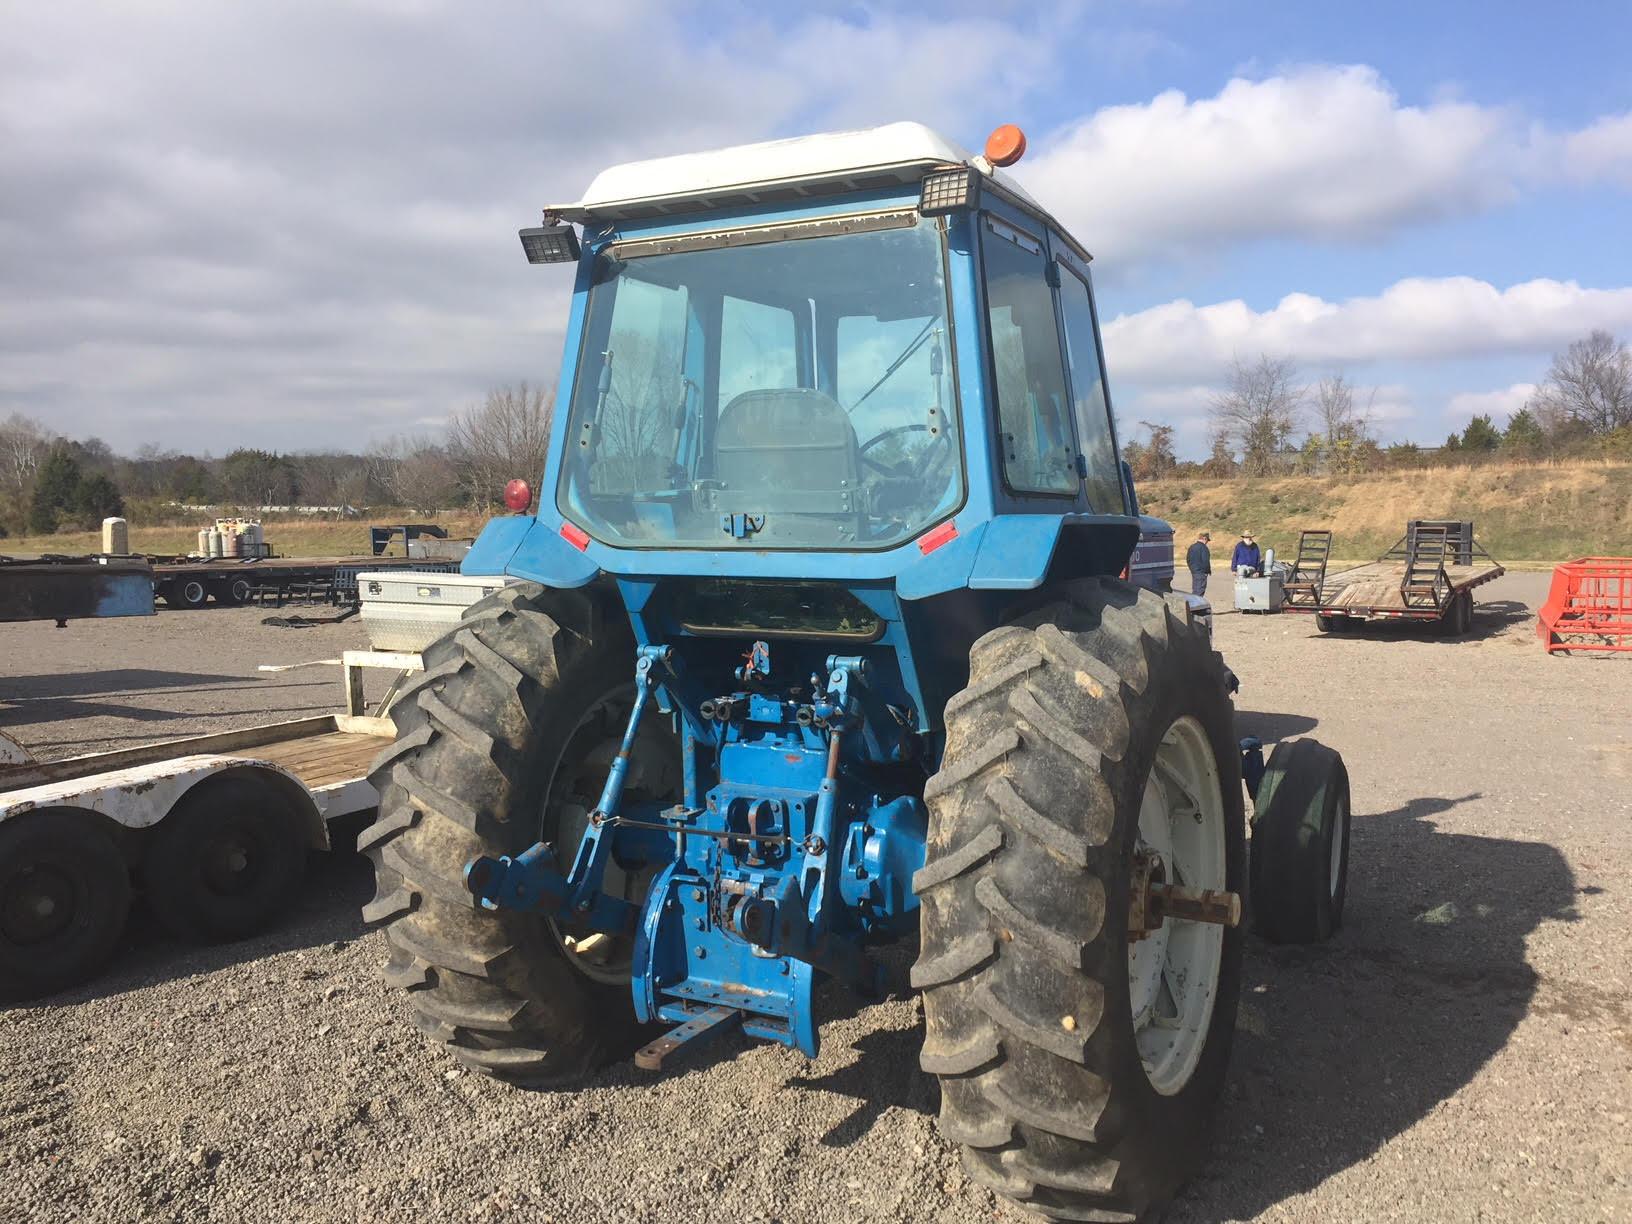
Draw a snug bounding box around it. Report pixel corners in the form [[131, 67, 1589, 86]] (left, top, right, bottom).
[[461, 516, 601, 588]]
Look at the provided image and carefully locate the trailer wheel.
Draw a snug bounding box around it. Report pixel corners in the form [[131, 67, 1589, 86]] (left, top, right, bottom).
[[162, 579, 209, 610], [918, 578, 1245, 1221], [0, 810, 132, 1001], [360, 582, 680, 1084], [1248, 739, 1350, 944], [211, 578, 254, 606], [1315, 613, 1347, 633], [141, 776, 308, 942], [1439, 590, 1473, 638]]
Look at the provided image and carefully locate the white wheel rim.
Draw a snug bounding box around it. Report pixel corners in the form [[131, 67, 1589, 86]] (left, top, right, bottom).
[[184, 581, 205, 603], [1128, 715, 1226, 1096], [1330, 789, 1348, 899]]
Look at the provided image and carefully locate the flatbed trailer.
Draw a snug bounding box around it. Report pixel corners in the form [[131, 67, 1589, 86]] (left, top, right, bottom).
[[0, 652, 418, 1001], [0, 555, 155, 624], [1283, 520, 1505, 635], [151, 553, 457, 609]]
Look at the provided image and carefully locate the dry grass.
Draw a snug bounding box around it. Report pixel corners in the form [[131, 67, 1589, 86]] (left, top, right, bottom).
[[7, 460, 1630, 567], [1138, 460, 1632, 565], [2, 511, 490, 560]]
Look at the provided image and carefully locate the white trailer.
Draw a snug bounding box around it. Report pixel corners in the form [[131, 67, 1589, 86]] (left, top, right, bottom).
[[0, 653, 418, 1001]]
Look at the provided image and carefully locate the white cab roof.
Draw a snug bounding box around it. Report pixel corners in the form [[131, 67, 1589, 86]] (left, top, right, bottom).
[[552, 121, 1043, 223]]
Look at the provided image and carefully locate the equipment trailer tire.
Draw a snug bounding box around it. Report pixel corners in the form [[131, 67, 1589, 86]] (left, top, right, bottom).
[[361, 582, 679, 1084], [141, 774, 308, 942], [917, 578, 1245, 1222], [0, 810, 132, 1001]]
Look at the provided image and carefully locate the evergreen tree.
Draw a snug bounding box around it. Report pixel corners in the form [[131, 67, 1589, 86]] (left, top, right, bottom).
[[1460, 414, 1502, 452], [1502, 408, 1545, 455], [28, 447, 82, 533], [72, 472, 124, 525]]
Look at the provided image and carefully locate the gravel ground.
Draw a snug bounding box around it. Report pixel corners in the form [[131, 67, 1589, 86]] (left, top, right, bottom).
[[2, 575, 1629, 1223]]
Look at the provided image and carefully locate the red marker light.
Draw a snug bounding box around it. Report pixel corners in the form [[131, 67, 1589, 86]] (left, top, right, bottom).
[[503, 478, 532, 512], [917, 520, 958, 555], [560, 521, 590, 552]]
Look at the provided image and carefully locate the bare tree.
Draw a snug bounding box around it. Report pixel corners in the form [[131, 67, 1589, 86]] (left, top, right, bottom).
[[1529, 330, 1632, 435], [1312, 373, 1374, 447], [0, 413, 53, 497], [447, 382, 554, 511], [369, 435, 462, 513], [1211, 356, 1303, 476]]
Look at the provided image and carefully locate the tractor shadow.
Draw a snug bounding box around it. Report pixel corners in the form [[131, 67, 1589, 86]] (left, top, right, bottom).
[[1171, 792, 1578, 1221]]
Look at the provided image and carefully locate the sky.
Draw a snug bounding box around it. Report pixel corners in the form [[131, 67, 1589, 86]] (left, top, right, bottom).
[[3, 0, 1631, 459]]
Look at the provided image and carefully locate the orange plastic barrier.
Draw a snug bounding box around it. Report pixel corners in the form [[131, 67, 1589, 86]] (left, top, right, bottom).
[[1538, 557, 1632, 654]]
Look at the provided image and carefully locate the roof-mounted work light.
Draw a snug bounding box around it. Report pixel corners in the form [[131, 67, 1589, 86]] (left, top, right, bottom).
[[919, 167, 979, 216], [519, 223, 580, 264]]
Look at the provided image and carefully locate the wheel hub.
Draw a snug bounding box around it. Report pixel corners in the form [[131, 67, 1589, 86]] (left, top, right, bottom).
[[3, 864, 75, 945]]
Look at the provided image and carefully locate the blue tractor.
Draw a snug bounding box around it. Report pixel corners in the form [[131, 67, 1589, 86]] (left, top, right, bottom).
[[363, 122, 1351, 1221]]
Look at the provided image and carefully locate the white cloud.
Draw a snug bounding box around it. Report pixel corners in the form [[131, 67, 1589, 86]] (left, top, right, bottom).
[[3, 11, 1632, 455], [1103, 277, 1632, 384], [0, 0, 1059, 452], [1564, 113, 1632, 187], [1017, 66, 1522, 259], [1445, 384, 1538, 426], [1017, 65, 1631, 261]]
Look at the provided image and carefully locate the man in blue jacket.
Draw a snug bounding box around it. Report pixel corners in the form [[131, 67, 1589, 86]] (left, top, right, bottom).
[[1232, 531, 1263, 576], [1185, 531, 1212, 597]]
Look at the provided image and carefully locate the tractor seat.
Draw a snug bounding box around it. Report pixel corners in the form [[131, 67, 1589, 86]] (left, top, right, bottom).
[[714, 389, 862, 515]]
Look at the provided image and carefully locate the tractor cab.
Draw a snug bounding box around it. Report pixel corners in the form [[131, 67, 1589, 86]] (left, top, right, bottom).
[[468, 121, 1137, 591]]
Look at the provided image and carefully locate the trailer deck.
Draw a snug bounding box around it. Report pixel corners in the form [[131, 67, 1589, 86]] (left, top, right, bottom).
[[1283, 521, 1505, 631], [0, 714, 392, 800], [1315, 557, 1505, 613]]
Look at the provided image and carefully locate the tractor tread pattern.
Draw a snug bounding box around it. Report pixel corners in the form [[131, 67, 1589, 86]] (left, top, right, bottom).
[[917, 577, 1242, 1222], [359, 581, 639, 1086]]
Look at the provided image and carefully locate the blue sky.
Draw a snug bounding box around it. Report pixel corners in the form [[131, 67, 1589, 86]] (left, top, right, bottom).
[[3, 0, 1630, 458]]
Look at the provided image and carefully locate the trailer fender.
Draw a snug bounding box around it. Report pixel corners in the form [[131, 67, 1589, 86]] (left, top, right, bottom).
[[0, 755, 330, 850]]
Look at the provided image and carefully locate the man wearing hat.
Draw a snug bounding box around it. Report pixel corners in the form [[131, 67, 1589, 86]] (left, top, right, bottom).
[[1232, 530, 1263, 577], [1185, 530, 1212, 597]]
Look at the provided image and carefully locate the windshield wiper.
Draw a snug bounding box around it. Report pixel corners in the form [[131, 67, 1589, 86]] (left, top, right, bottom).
[[849, 317, 940, 412]]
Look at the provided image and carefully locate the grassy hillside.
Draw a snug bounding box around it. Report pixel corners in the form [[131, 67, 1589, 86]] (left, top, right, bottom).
[[1137, 461, 1632, 565], [2, 512, 489, 560], [6, 461, 1630, 566]]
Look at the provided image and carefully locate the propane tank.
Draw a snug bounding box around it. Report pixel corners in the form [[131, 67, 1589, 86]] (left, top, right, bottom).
[[197, 528, 210, 556], [207, 528, 223, 558], [225, 527, 240, 558], [102, 517, 129, 554]]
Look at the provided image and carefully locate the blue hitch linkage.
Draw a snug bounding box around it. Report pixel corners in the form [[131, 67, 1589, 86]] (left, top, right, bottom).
[[464, 645, 673, 934]]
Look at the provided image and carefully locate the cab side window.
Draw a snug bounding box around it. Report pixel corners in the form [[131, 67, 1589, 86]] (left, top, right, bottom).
[[982, 219, 1077, 495], [1056, 262, 1124, 514]]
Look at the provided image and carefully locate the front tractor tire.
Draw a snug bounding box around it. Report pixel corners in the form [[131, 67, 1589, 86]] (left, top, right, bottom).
[[916, 578, 1245, 1222], [360, 582, 677, 1084]]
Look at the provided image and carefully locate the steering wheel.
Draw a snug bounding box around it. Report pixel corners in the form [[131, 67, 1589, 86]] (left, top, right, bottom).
[[858, 423, 950, 481]]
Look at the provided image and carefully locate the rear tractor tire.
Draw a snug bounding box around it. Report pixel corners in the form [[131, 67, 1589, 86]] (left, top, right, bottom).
[[360, 582, 680, 1084], [917, 577, 1245, 1222], [1248, 739, 1350, 945]]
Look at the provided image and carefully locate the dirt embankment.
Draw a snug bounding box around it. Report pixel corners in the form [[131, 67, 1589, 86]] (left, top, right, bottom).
[[1138, 460, 1632, 564]]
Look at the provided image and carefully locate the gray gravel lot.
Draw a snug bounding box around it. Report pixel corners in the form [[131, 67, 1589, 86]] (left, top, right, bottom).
[[2, 575, 1629, 1223]]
